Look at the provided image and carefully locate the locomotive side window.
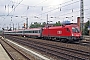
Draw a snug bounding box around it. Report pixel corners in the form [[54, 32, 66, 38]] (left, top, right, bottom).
[[66, 28, 70, 32]]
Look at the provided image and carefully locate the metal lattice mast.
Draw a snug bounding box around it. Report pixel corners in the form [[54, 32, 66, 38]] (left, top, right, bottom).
[[80, 0, 84, 34]]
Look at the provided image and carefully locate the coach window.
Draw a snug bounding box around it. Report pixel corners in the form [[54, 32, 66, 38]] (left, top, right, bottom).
[[25, 31, 27, 33], [34, 30, 38, 33], [38, 30, 40, 33], [32, 31, 34, 33], [26, 31, 27, 33], [29, 31, 31, 33], [24, 31, 26, 33], [34, 31, 36, 33], [39, 30, 40, 33], [26, 31, 28, 33], [25, 31, 26, 33], [19, 31, 22, 33], [30, 31, 32, 33], [27, 31, 29, 33]]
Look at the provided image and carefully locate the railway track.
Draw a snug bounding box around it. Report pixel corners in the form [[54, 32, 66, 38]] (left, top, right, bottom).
[[74, 41, 90, 47], [68, 36, 90, 47], [84, 36, 90, 40], [0, 37, 36, 60], [4, 35, 90, 60]]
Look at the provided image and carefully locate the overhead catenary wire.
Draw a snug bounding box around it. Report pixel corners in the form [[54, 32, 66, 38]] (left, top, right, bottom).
[[26, 0, 79, 24], [4, 0, 79, 20], [10, 0, 79, 16], [35, 0, 79, 16], [1, 0, 90, 29], [0, 0, 23, 29], [2, 0, 23, 22], [7, 0, 23, 16], [5, 0, 80, 19]]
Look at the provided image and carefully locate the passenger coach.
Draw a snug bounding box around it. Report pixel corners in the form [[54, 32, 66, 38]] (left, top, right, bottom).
[[4, 28, 42, 38]]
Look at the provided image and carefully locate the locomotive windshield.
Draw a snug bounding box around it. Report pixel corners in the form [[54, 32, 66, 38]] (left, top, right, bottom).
[[72, 27, 80, 33]]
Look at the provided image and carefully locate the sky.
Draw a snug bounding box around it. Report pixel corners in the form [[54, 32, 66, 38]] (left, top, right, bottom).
[[0, 0, 90, 30]]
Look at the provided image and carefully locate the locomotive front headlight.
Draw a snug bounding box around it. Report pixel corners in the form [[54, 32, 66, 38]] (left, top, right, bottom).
[[80, 33, 82, 36]]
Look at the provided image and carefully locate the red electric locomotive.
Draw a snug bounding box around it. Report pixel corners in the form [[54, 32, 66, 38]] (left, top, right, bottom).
[[42, 24, 82, 42]]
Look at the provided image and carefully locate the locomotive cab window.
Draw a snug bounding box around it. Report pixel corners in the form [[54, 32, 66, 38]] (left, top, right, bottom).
[[72, 27, 80, 33]]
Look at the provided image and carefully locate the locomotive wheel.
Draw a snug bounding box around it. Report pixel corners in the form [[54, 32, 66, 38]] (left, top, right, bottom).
[[56, 38, 60, 41], [67, 40, 73, 43]]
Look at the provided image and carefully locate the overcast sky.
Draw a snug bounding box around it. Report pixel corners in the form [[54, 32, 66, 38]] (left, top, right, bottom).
[[0, 0, 90, 30]]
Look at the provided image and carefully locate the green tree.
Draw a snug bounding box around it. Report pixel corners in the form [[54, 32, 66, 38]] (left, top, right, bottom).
[[83, 21, 90, 35], [30, 22, 42, 28], [42, 22, 46, 27], [30, 21, 62, 28], [54, 21, 61, 26]]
